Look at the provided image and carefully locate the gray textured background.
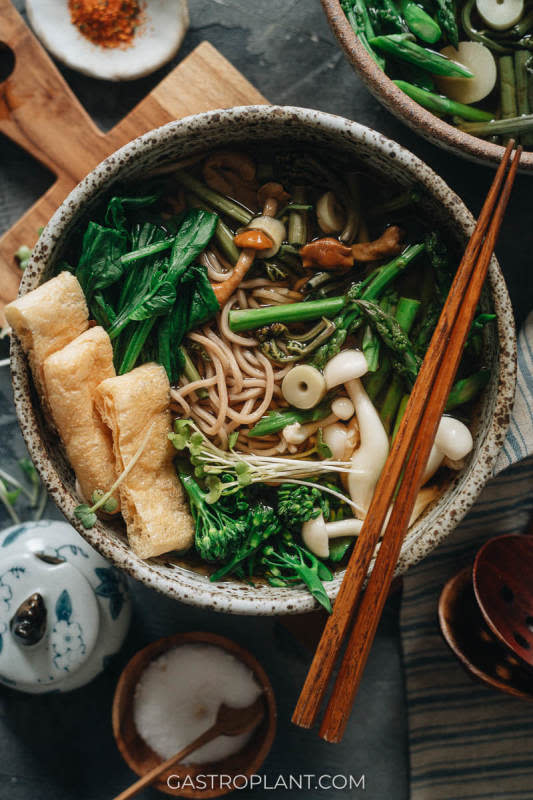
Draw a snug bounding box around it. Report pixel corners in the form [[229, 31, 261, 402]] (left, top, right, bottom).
[[0, 1, 531, 798]]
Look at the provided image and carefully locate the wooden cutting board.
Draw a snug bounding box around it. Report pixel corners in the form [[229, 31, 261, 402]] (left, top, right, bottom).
[[0, 0, 267, 316]]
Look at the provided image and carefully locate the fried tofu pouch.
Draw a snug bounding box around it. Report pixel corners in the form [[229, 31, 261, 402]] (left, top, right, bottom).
[[5, 272, 89, 399], [95, 363, 194, 559], [43, 326, 120, 510]]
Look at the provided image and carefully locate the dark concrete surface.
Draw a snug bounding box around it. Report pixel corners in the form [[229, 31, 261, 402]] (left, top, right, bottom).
[[0, 1, 531, 798]]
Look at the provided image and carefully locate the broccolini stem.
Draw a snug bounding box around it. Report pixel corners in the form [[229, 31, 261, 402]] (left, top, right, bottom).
[[370, 34, 473, 77], [461, 0, 511, 54], [229, 296, 346, 332], [176, 170, 253, 225], [394, 81, 494, 121]]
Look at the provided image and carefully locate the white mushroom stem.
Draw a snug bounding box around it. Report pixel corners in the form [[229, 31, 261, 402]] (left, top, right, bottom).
[[282, 397, 355, 447], [301, 513, 364, 559], [346, 378, 390, 519], [422, 416, 473, 484]]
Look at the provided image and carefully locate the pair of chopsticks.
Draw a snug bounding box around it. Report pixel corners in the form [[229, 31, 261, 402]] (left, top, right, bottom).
[[292, 141, 521, 743]]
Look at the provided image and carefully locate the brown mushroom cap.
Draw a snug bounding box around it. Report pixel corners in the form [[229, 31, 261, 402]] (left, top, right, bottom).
[[257, 182, 290, 209]]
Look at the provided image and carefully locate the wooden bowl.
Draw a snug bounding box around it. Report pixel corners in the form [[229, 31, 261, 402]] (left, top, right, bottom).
[[112, 632, 277, 798], [439, 567, 533, 700], [321, 0, 533, 172]]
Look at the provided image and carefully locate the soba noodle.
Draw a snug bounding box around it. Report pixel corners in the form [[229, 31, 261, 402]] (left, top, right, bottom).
[[170, 278, 294, 452]]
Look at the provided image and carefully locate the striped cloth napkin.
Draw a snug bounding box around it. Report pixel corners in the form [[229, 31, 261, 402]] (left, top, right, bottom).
[[401, 311, 533, 800]]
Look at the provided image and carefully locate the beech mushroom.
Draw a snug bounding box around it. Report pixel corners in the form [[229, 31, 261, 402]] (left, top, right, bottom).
[[233, 230, 274, 251], [282, 397, 354, 448], [239, 216, 286, 259], [323, 349, 389, 518], [322, 422, 353, 461], [422, 416, 473, 483], [302, 513, 364, 559], [316, 191, 346, 234], [212, 183, 287, 305], [323, 349, 368, 388], [436, 43, 497, 104]]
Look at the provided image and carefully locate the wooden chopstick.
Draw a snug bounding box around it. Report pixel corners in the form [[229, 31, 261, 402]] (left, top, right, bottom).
[[292, 141, 520, 734], [319, 144, 522, 742]]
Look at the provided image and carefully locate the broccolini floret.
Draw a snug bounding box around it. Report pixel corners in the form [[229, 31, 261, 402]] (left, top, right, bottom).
[[178, 466, 248, 562], [277, 483, 330, 529]]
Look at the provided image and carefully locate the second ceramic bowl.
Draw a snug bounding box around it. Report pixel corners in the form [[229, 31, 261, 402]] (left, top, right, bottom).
[[322, 0, 533, 172], [10, 105, 516, 614]]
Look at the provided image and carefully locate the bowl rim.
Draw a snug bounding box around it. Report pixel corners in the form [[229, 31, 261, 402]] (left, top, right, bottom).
[[10, 104, 517, 615], [321, 0, 533, 172]]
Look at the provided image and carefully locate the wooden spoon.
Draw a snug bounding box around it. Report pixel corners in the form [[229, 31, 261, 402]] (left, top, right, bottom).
[[113, 698, 265, 800], [473, 533, 533, 668]]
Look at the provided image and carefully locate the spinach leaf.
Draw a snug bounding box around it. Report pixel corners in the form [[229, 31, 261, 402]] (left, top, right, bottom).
[[185, 264, 220, 330], [75, 222, 127, 300], [105, 194, 159, 234], [166, 209, 218, 283], [129, 279, 177, 321]]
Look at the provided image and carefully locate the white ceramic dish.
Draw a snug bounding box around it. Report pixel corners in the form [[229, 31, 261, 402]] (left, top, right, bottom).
[[10, 105, 516, 614], [27, 0, 189, 81]]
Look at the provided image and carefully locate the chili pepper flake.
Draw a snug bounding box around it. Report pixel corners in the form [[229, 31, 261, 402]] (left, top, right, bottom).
[[69, 0, 144, 49]]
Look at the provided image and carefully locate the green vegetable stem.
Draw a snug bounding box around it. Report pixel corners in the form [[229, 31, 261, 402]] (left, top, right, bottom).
[[175, 170, 253, 225], [399, 0, 442, 44], [260, 536, 334, 613], [394, 81, 494, 121], [456, 114, 533, 137], [499, 55, 518, 145], [341, 0, 386, 68], [365, 296, 421, 400], [370, 34, 473, 77], [248, 402, 331, 437]]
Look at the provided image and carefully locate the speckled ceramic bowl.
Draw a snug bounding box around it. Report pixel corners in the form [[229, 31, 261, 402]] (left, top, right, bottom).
[[322, 0, 533, 172], [10, 105, 516, 615]]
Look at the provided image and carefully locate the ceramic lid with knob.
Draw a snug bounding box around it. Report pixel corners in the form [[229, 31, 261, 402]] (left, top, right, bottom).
[[0, 519, 131, 693]]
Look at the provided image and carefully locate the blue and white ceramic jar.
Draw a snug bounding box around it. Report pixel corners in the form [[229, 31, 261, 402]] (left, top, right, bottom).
[[0, 519, 131, 693]]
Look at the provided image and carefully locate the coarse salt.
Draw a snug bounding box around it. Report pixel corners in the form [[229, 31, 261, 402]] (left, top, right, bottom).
[[133, 644, 262, 763]]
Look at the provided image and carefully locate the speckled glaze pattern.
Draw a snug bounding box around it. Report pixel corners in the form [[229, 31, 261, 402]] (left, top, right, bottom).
[[10, 106, 516, 615], [321, 0, 533, 173]]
